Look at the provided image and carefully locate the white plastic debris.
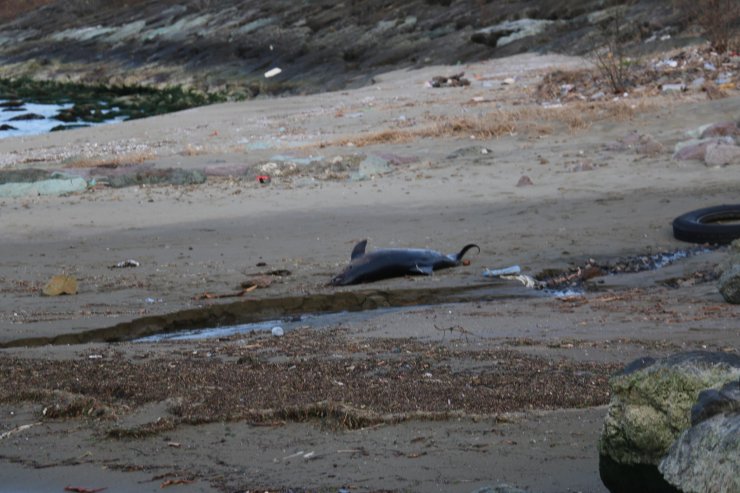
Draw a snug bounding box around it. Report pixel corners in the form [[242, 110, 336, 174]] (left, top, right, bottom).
[[264, 67, 282, 78], [661, 83, 686, 92], [110, 259, 140, 269], [271, 326, 284, 337], [483, 265, 522, 277], [656, 59, 678, 69], [483, 265, 541, 289]]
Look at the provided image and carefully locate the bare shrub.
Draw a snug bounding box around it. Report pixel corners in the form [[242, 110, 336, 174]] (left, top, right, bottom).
[[588, 6, 637, 94]]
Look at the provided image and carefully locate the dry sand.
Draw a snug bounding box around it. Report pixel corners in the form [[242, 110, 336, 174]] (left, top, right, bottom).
[[1, 53, 739, 492]]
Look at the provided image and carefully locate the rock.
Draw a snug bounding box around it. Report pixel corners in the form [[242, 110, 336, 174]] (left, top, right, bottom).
[[718, 264, 740, 304], [673, 137, 734, 161], [472, 19, 556, 48], [427, 72, 470, 88], [0, 176, 88, 198], [700, 121, 740, 139], [659, 393, 739, 493], [42, 275, 78, 296], [716, 239, 740, 275], [690, 379, 740, 424], [704, 143, 740, 166], [8, 112, 45, 121], [599, 351, 740, 466], [0, 123, 17, 131], [635, 134, 664, 156], [350, 155, 392, 181], [516, 175, 533, 187]]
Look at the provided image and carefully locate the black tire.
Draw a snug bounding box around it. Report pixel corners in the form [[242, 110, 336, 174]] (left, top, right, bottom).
[[673, 204, 740, 244]]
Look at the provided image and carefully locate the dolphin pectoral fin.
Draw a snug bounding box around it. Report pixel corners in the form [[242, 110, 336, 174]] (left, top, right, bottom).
[[351, 239, 368, 260], [415, 264, 434, 275]]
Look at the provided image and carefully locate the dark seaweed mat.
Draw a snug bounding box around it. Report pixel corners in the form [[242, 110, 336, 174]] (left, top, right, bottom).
[[0, 328, 619, 424]]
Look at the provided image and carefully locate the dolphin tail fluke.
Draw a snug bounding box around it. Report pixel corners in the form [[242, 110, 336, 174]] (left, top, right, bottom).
[[455, 244, 480, 262]]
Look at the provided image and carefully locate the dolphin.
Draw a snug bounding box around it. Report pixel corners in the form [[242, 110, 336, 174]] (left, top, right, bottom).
[[330, 239, 480, 286]]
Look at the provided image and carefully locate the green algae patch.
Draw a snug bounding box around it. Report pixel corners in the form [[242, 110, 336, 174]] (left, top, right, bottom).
[[0, 77, 234, 124]]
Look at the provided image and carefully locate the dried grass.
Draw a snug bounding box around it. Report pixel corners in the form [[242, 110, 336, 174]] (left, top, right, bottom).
[[62, 151, 155, 169], [322, 99, 651, 148]]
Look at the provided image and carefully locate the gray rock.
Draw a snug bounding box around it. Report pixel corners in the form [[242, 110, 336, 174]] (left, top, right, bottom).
[[599, 351, 740, 466], [704, 143, 740, 166], [691, 379, 740, 425], [700, 121, 740, 139], [350, 155, 392, 181], [673, 137, 735, 161], [718, 264, 740, 304], [659, 412, 740, 493], [0, 176, 88, 197], [716, 239, 740, 276]]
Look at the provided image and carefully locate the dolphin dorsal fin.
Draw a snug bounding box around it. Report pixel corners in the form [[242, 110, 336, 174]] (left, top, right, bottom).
[[351, 239, 368, 259]]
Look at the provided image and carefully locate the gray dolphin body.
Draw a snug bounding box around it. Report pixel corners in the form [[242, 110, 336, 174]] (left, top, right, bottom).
[[330, 239, 479, 286]]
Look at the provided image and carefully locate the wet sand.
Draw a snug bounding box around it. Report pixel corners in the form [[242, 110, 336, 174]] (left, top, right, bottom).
[[1, 54, 739, 492]]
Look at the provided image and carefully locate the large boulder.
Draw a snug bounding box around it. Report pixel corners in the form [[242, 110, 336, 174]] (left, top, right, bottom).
[[599, 352, 740, 466], [599, 352, 740, 493], [659, 380, 740, 493]]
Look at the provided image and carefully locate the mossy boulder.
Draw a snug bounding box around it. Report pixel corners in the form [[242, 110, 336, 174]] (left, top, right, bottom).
[[599, 351, 740, 466]]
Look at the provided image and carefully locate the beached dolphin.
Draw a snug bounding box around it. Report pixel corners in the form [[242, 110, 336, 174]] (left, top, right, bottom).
[[330, 239, 479, 286]]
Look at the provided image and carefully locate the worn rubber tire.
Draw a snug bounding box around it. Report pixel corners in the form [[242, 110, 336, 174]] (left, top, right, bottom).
[[673, 204, 740, 244]]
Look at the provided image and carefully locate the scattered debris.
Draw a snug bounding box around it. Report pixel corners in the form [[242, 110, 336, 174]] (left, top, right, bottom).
[[257, 174, 271, 184], [483, 265, 540, 289], [193, 290, 249, 300], [0, 422, 40, 441], [194, 276, 273, 300], [241, 275, 273, 290], [426, 72, 470, 88], [271, 326, 284, 337], [109, 259, 140, 269], [264, 67, 282, 78], [160, 479, 195, 488]]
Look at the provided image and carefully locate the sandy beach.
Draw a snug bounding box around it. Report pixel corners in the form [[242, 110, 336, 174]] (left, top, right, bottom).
[[1, 53, 739, 492]]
